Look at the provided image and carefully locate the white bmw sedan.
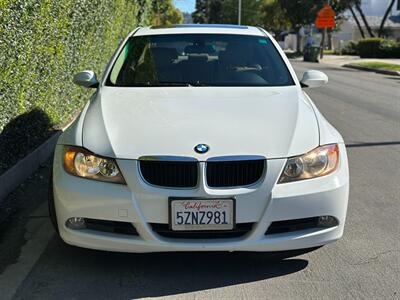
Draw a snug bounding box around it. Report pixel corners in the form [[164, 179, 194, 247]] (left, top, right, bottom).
[[50, 24, 349, 253]]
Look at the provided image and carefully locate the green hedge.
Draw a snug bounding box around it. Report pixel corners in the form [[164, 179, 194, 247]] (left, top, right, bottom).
[[0, 0, 158, 173], [357, 38, 400, 58], [341, 41, 358, 55]]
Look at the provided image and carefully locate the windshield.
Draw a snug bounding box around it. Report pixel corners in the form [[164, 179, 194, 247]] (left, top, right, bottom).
[[106, 34, 294, 87]]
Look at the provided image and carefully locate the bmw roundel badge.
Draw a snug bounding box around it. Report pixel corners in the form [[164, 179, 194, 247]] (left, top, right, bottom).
[[194, 144, 209, 154]]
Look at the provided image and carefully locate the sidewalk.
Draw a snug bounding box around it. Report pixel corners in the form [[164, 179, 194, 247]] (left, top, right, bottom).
[[318, 55, 400, 67], [291, 54, 400, 76]]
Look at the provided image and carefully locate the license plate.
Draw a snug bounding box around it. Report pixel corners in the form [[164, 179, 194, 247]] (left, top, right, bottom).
[[170, 199, 235, 231]]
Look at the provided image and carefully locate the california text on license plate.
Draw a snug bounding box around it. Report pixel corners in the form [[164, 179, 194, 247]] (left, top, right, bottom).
[[170, 199, 235, 231]]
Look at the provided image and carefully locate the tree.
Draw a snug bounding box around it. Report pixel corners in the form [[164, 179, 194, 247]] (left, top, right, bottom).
[[152, 0, 183, 26], [355, 2, 375, 37], [349, 6, 365, 38], [331, 0, 365, 38], [192, 0, 263, 26], [220, 0, 263, 26], [378, 0, 396, 37], [278, 0, 324, 52], [260, 0, 291, 37], [208, 0, 223, 23], [182, 12, 193, 23], [192, 0, 208, 24], [192, 0, 223, 24], [333, 0, 375, 38]]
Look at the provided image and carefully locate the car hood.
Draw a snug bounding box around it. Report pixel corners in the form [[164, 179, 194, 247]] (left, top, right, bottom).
[[82, 86, 319, 160]]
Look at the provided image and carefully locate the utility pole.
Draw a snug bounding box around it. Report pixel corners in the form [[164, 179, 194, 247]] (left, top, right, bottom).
[[156, 1, 160, 26], [238, 0, 242, 25]]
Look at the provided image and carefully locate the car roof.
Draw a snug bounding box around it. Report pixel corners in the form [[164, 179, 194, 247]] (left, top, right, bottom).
[[133, 24, 266, 37]]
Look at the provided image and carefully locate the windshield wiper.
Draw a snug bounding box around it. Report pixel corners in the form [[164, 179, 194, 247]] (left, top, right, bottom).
[[129, 81, 209, 87], [152, 81, 193, 87], [151, 81, 209, 87]]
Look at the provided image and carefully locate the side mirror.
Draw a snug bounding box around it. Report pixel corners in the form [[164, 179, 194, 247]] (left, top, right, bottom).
[[300, 70, 328, 88], [73, 70, 99, 88]]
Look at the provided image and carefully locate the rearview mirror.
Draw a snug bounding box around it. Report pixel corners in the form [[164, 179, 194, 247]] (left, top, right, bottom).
[[300, 70, 328, 88], [73, 70, 99, 88]]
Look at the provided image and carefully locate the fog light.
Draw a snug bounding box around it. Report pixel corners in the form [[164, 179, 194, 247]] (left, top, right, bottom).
[[317, 216, 338, 228], [66, 217, 86, 230]]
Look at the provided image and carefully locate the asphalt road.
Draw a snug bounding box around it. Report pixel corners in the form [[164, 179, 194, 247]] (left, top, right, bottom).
[[0, 61, 399, 300]]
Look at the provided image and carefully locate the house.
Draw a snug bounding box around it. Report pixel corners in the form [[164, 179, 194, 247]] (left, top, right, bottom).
[[283, 0, 400, 51], [335, 15, 400, 42], [334, 0, 400, 44]]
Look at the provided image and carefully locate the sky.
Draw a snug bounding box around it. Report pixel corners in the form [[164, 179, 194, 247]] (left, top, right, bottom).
[[174, 0, 196, 13], [172, 0, 399, 16]]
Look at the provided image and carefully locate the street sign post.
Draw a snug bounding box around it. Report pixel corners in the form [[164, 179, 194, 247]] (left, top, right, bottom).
[[315, 5, 336, 59], [315, 4, 336, 29]]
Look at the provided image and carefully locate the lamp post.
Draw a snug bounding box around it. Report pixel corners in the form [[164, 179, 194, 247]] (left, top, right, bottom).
[[238, 0, 242, 25]]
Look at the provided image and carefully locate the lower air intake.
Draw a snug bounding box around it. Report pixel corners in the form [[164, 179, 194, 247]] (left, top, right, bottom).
[[151, 223, 254, 239]]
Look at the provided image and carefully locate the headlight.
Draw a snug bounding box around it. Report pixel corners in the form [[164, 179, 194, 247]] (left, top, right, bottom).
[[278, 144, 339, 183], [63, 146, 126, 184]]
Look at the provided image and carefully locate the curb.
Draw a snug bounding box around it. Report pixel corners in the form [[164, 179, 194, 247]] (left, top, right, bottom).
[[343, 64, 400, 76], [0, 131, 62, 202]]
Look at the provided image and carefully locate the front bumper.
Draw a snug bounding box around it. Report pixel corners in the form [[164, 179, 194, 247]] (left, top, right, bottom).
[[53, 143, 349, 253]]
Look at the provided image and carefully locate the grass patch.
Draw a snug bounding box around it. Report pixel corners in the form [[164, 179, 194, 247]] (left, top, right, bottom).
[[323, 50, 335, 55], [284, 51, 303, 59], [350, 61, 400, 72]]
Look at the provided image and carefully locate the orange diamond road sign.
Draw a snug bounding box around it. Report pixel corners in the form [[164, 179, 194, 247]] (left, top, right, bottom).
[[315, 4, 336, 28]]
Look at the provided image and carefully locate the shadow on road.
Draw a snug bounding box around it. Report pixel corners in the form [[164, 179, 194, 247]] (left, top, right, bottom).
[[383, 76, 400, 82], [14, 236, 310, 299], [0, 109, 54, 175], [346, 141, 400, 148]]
